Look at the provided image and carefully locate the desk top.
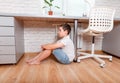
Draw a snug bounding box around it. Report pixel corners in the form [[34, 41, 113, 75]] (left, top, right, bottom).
[[0, 12, 82, 19], [0, 12, 88, 23], [0, 12, 120, 22]]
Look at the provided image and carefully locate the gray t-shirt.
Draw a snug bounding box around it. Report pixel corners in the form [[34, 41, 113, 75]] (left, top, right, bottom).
[[57, 35, 75, 61]]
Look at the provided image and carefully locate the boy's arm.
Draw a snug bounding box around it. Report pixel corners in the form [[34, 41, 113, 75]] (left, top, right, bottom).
[[42, 43, 64, 50]]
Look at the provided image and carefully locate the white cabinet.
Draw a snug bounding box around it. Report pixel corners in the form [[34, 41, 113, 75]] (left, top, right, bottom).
[[0, 16, 24, 64]]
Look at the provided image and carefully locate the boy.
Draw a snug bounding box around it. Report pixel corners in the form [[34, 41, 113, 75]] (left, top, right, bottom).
[[26, 23, 75, 64]]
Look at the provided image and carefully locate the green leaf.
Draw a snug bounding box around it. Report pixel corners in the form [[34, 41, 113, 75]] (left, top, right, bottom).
[[42, 6, 47, 8], [55, 6, 60, 9], [44, 0, 51, 6], [50, 0, 54, 2]]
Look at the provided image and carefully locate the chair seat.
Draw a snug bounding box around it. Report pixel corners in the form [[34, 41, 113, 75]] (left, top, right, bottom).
[[78, 29, 102, 36]]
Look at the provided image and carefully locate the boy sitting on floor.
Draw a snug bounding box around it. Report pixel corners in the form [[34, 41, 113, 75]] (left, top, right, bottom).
[[26, 23, 75, 64]]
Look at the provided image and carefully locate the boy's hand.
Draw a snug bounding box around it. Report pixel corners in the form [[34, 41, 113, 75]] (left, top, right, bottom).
[[41, 45, 46, 50]]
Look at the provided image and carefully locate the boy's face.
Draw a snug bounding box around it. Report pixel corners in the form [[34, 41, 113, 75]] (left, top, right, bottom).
[[58, 27, 68, 38]]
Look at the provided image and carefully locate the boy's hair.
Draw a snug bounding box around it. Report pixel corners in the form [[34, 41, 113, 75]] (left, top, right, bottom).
[[60, 23, 71, 35]]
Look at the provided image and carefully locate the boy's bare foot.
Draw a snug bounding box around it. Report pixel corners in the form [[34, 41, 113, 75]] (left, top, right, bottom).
[[26, 59, 34, 63], [26, 53, 42, 63], [28, 60, 41, 65], [26, 57, 38, 63]]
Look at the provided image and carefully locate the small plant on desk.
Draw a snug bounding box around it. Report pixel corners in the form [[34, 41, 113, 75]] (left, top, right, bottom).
[[43, 0, 60, 15]]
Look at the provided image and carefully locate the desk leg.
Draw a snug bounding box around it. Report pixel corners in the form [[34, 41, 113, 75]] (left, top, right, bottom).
[[73, 19, 78, 62]]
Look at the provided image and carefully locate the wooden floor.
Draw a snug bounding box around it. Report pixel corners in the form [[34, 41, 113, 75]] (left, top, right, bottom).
[[0, 52, 120, 83]]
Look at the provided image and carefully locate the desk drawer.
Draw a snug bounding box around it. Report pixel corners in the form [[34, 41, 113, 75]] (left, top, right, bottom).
[[0, 46, 15, 54], [0, 55, 16, 64], [0, 16, 14, 26], [0, 37, 15, 45], [0, 27, 14, 36]]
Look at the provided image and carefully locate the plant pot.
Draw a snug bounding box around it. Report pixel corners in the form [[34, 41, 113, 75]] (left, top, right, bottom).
[[48, 11, 53, 15]]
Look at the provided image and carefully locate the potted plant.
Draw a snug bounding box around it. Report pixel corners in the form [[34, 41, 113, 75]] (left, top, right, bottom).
[[43, 0, 60, 15]]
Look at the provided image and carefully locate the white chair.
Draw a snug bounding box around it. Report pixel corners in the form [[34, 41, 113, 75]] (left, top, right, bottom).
[[77, 7, 116, 68]]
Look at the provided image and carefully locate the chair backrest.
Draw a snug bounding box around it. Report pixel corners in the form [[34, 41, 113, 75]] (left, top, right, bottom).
[[88, 7, 116, 33]]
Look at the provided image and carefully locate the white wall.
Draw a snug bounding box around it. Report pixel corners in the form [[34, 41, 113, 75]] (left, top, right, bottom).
[[0, 0, 43, 15], [95, 0, 120, 18], [24, 21, 56, 52]]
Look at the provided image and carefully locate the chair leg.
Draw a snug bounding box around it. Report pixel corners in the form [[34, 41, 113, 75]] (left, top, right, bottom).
[[77, 52, 92, 62], [96, 54, 112, 58], [96, 54, 112, 61], [78, 54, 92, 60], [80, 52, 90, 55], [93, 56, 105, 68]]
